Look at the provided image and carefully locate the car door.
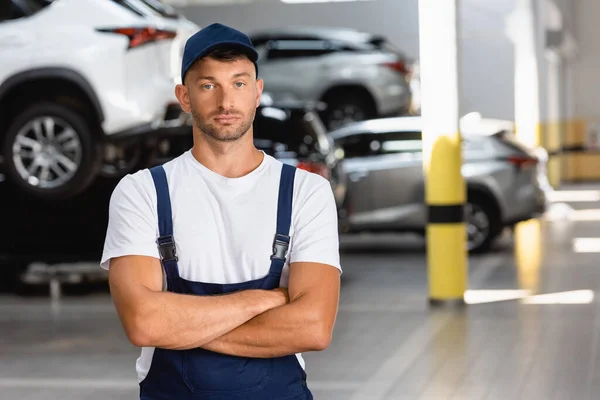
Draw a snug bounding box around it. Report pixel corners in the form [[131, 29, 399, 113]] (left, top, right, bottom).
[[367, 130, 426, 229], [334, 132, 380, 230]]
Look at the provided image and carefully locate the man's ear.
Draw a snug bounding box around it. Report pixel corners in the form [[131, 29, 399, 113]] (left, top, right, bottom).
[[255, 78, 264, 108], [175, 84, 191, 113]]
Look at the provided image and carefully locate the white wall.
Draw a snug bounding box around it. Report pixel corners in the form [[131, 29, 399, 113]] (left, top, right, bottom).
[[571, 0, 600, 125], [177, 0, 517, 120], [460, 1, 515, 119]]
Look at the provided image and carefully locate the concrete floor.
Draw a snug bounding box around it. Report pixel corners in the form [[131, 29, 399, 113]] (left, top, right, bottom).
[[1, 186, 600, 399]]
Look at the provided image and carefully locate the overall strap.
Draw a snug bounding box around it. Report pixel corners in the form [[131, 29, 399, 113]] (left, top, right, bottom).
[[149, 165, 182, 293], [269, 163, 296, 275]]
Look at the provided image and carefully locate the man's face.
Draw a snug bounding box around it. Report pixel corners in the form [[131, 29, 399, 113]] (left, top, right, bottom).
[[176, 56, 263, 143]]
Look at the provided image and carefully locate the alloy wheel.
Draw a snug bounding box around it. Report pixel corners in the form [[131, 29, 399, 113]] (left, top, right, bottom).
[[328, 105, 366, 130], [466, 202, 490, 251], [11, 116, 82, 189]]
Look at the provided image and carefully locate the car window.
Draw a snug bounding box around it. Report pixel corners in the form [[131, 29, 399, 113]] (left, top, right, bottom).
[[493, 130, 538, 156], [251, 35, 318, 48], [370, 37, 401, 52], [0, 2, 25, 21], [251, 33, 387, 54], [16, 0, 53, 12], [337, 133, 378, 159], [136, 0, 180, 19], [109, 0, 146, 17], [265, 39, 337, 60], [0, 0, 54, 21], [374, 131, 423, 154]]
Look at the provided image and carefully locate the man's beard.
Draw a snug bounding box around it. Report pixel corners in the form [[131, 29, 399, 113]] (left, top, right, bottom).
[[191, 108, 255, 143]]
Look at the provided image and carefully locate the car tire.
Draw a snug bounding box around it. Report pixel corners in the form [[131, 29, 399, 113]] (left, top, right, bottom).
[[99, 141, 156, 179], [2, 102, 102, 200], [322, 92, 375, 131], [465, 199, 502, 253]]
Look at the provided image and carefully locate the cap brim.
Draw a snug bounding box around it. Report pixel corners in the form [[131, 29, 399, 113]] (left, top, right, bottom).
[[182, 40, 259, 80]]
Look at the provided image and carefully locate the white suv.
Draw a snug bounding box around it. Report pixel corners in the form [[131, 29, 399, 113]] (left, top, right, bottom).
[[249, 27, 414, 131], [0, 0, 198, 199]]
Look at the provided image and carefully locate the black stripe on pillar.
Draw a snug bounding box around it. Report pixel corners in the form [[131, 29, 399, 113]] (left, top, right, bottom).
[[427, 204, 464, 224]]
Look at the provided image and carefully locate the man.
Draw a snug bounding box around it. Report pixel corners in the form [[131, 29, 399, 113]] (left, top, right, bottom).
[[101, 23, 341, 399]]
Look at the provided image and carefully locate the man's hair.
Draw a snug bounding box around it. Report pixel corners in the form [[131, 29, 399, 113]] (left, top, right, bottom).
[[204, 47, 252, 62], [201, 47, 259, 77]]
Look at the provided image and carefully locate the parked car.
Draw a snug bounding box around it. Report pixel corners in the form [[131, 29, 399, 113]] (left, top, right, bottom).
[[248, 26, 413, 131], [0, 0, 198, 200], [329, 115, 549, 252]]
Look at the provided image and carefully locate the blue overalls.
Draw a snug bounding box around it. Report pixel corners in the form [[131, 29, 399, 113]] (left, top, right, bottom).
[[140, 163, 313, 400]]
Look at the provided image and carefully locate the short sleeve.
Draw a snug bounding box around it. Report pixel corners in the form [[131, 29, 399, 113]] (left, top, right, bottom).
[[100, 172, 159, 270], [288, 176, 341, 273]]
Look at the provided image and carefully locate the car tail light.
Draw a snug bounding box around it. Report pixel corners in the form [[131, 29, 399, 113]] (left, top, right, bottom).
[[506, 155, 538, 168], [97, 27, 177, 49], [297, 161, 330, 180], [382, 61, 411, 75]]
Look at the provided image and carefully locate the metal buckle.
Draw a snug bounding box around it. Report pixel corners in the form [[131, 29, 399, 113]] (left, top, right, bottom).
[[271, 234, 290, 261], [157, 235, 178, 262]]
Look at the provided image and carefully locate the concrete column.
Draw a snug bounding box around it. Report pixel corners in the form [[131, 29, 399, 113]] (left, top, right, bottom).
[[545, 49, 562, 187], [507, 0, 578, 186], [418, 0, 468, 307], [506, 0, 542, 148], [540, 0, 567, 188]]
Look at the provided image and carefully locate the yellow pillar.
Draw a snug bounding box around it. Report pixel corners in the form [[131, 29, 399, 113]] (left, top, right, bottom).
[[418, 0, 468, 306], [514, 219, 542, 293]]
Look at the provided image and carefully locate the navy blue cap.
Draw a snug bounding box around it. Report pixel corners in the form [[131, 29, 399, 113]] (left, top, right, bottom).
[[181, 23, 259, 82]]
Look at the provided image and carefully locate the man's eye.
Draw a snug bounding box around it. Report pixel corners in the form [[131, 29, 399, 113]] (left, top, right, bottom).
[[235, 82, 245, 88], [202, 84, 214, 90]]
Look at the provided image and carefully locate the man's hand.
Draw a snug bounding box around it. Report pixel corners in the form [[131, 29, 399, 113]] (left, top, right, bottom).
[[109, 255, 288, 350]]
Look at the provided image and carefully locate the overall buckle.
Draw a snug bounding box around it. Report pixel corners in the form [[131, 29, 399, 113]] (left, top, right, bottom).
[[271, 233, 290, 261], [157, 235, 178, 262]]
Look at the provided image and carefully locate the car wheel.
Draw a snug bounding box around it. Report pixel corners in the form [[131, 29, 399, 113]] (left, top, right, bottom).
[[465, 200, 501, 253], [99, 142, 156, 178], [2, 102, 102, 200], [323, 93, 374, 131]]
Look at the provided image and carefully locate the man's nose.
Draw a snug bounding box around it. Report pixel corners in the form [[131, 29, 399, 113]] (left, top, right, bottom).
[[217, 87, 235, 109]]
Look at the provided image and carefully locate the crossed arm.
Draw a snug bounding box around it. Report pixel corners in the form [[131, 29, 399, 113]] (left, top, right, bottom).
[[108, 255, 341, 358]]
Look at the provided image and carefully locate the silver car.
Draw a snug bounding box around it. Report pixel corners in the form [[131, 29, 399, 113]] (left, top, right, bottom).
[[329, 116, 549, 252], [249, 26, 413, 131]]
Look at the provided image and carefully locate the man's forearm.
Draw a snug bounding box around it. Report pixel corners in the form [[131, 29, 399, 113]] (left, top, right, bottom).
[[201, 294, 329, 358], [124, 288, 287, 351]]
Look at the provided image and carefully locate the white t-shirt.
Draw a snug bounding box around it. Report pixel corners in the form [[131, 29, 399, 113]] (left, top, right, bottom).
[[100, 150, 342, 383]]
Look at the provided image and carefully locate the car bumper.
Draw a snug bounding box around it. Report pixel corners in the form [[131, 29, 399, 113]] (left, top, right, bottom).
[[505, 188, 548, 225], [104, 104, 192, 144]]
